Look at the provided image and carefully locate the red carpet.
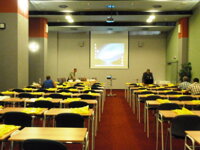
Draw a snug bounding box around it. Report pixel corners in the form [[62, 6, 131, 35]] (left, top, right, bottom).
[[95, 89, 183, 150]]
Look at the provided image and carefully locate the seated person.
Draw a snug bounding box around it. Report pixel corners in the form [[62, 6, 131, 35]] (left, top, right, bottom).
[[42, 75, 56, 88], [186, 78, 200, 95], [178, 76, 191, 90], [68, 68, 77, 81]]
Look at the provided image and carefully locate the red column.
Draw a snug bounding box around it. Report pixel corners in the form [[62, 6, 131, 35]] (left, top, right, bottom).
[[178, 18, 189, 39]]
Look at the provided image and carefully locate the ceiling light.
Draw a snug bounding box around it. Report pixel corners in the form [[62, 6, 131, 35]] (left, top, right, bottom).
[[106, 16, 114, 23], [146, 18, 152, 23], [106, 4, 116, 8], [65, 15, 74, 23], [149, 15, 155, 20]]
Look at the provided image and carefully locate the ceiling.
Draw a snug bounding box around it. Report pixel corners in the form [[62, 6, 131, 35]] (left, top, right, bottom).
[[29, 0, 200, 33]]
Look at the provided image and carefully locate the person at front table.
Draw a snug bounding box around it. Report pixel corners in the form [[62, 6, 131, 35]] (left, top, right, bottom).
[[142, 69, 154, 84], [178, 76, 191, 90], [42, 75, 56, 88], [186, 78, 200, 95], [68, 68, 77, 81]]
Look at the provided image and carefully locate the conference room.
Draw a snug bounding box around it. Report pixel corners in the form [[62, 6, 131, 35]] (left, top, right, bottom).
[[1, 0, 200, 150]]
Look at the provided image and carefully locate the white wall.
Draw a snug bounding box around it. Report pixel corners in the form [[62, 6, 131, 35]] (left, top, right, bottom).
[[47, 31, 166, 89]]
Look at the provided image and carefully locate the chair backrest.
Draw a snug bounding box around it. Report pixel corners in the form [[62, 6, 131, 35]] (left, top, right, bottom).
[[36, 88, 48, 93], [18, 93, 35, 98], [2, 112, 32, 128], [12, 89, 25, 92], [48, 94, 64, 99], [79, 94, 96, 99], [23, 139, 67, 150], [165, 91, 178, 95], [139, 91, 153, 95], [158, 103, 181, 110], [171, 115, 200, 138], [58, 89, 70, 93], [55, 113, 84, 128], [177, 96, 194, 101], [34, 100, 54, 109], [68, 101, 89, 108], [145, 95, 161, 101]]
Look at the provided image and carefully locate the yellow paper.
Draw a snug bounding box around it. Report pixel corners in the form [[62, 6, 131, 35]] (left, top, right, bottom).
[[191, 100, 200, 104], [69, 105, 89, 114], [156, 99, 171, 104], [22, 108, 43, 114], [36, 97, 52, 101], [0, 124, 19, 137], [1, 91, 15, 94], [173, 107, 194, 115], [60, 92, 72, 96], [63, 98, 81, 103], [88, 92, 99, 96]]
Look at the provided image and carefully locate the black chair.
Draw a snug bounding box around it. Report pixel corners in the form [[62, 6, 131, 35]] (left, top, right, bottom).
[[18, 93, 35, 98], [58, 89, 70, 93], [2, 112, 32, 128], [55, 113, 84, 128], [36, 88, 48, 93], [177, 96, 194, 101], [23, 139, 67, 150], [165, 91, 178, 95], [168, 115, 200, 150], [34, 100, 54, 109], [79, 94, 96, 99], [12, 89, 25, 92], [47, 94, 64, 99], [68, 101, 89, 108], [83, 90, 100, 93], [158, 103, 181, 110]]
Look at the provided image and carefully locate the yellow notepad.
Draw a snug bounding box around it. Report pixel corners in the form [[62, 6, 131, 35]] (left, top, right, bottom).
[[173, 107, 194, 115], [156, 99, 171, 104], [0, 124, 19, 137], [22, 108, 43, 114]]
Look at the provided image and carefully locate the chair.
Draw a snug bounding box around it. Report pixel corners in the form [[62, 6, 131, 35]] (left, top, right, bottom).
[[2, 112, 32, 128], [158, 103, 181, 110], [12, 89, 25, 92], [168, 115, 200, 150], [58, 89, 70, 93], [18, 93, 35, 98], [177, 96, 194, 101], [79, 94, 96, 99], [34, 100, 54, 109], [37, 88, 48, 93], [55, 113, 84, 128], [165, 91, 178, 95], [68, 101, 89, 108], [23, 139, 67, 150], [47, 93, 64, 99]]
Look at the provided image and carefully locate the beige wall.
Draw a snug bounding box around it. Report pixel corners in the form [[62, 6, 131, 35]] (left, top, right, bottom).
[[47, 32, 166, 89], [0, 13, 28, 90]]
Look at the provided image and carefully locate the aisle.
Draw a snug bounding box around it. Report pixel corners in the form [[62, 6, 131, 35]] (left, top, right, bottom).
[[95, 90, 154, 150]]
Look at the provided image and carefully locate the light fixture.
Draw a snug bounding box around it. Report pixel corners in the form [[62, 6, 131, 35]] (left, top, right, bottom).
[[106, 4, 115, 23], [106, 16, 114, 23], [29, 42, 39, 53], [65, 15, 74, 23], [146, 15, 156, 23], [0, 23, 6, 30]]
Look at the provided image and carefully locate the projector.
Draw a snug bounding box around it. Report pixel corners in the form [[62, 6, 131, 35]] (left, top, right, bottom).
[[106, 17, 114, 23]]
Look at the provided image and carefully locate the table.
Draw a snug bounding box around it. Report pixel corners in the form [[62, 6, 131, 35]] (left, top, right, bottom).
[[9, 127, 89, 150], [157, 110, 200, 150], [44, 108, 95, 150], [185, 131, 200, 150]]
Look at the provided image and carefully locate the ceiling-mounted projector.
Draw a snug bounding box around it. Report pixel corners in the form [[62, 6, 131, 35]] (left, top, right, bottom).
[[106, 16, 114, 23]]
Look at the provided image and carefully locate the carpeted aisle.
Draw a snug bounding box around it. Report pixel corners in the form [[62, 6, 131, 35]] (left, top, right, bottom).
[[95, 90, 183, 150]]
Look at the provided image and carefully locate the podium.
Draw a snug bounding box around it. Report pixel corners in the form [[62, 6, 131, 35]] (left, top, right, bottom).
[[107, 75, 116, 96]]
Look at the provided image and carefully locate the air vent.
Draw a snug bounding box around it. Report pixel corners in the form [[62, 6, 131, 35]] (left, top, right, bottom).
[[152, 5, 162, 8], [59, 5, 68, 8]]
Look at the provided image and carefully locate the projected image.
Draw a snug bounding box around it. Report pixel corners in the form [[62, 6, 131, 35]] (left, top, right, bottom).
[[90, 31, 128, 69], [94, 43, 124, 66]]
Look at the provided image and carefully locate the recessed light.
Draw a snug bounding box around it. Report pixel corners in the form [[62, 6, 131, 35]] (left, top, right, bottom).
[[152, 5, 162, 9], [106, 4, 116, 9], [59, 5, 68, 8]]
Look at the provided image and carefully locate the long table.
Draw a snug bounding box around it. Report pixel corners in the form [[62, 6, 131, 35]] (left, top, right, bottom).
[[9, 127, 89, 150]]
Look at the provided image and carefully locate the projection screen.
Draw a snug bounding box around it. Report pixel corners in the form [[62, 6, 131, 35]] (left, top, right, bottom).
[[90, 31, 129, 69]]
